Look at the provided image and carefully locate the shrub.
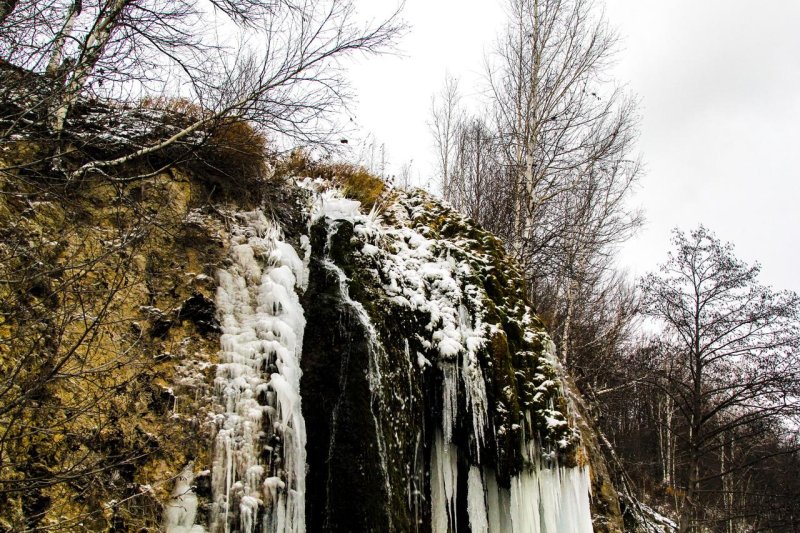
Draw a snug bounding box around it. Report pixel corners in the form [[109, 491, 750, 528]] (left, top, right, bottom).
[[139, 97, 270, 199], [190, 118, 269, 183], [274, 150, 386, 209]]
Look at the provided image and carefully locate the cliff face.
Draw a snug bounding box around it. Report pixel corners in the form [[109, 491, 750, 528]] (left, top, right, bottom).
[[0, 163, 231, 529], [0, 142, 625, 531], [299, 182, 624, 533]]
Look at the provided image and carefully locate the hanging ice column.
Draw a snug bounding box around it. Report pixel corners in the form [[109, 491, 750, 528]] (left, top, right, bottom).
[[211, 211, 308, 533], [435, 459, 594, 533], [431, 398, 594, 533]]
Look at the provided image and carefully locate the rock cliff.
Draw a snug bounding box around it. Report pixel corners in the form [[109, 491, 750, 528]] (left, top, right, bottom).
[[0, 137, 625, 531]]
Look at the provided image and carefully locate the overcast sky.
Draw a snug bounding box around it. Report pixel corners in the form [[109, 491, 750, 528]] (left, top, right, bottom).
[[348, 0, 800, 292]]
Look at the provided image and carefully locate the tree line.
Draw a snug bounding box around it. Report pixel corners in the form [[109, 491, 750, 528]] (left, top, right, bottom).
[[429, 0, 800, 530]]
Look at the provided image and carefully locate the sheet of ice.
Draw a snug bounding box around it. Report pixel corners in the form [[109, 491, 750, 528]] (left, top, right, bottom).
[[210, 211, 307, 533], [430, 435, 593, 533], [467, 466, 489, 533], [504, 465, 592, 533], [431, 430, 459, 533]]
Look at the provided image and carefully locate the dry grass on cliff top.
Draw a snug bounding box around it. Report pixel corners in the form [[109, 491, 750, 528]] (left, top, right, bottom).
[[274, 150, 386, 209]]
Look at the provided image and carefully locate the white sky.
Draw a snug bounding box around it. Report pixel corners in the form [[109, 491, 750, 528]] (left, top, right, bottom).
[[348, 0, 800, 292]]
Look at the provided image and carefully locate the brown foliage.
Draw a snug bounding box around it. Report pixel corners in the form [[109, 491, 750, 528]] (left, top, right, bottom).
[[275, 150, 386, 209], [138, 97, 269, 199], [190, 118, 269, 190], [139, 96, 209, 122]]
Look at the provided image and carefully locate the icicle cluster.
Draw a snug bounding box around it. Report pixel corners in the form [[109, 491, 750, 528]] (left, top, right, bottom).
[[210, 210, 307, 533], [429, 430, 593, 533], [506, 465, 593, 532]]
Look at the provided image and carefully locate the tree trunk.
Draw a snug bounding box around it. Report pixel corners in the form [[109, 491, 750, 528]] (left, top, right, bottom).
[[46, 0, 82, 79], [680, 449, 700, 532], [560, 277, 575, 366], [48, 0, 130, 134], [658, 394, 675, 487], [720, 434, 729, 533]]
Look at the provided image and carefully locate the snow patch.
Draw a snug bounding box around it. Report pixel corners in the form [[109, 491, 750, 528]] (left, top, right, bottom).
[[163, 464, 206, 533]]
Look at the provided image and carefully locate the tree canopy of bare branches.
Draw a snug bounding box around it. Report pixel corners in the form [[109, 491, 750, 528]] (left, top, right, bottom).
[[0, 0, 403, 179], [488, 0, 640, 271], [641, 226, 800, 532], [430, 0, 641, 377]]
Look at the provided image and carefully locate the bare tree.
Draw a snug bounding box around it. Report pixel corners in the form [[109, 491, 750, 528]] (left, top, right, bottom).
[[487, 0, 640, 261], [396, 159, 413, 190], [428, 0, 641, 369], [640, 226, 800, 532], [0, 0, 404, 178], [429, 74, 463, 203]]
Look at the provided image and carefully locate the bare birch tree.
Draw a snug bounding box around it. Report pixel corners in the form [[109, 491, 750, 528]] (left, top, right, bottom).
[[428, 0, 641, 369], [429, 74, 463, 203], [427, 0, 642, 373]]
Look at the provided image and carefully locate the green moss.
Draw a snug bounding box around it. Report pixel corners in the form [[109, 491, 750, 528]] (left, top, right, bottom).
[[307, 185, 583, 487]]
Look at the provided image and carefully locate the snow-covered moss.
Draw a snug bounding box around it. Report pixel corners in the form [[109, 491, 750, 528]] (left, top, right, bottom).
[[298, 181, 589, 531]]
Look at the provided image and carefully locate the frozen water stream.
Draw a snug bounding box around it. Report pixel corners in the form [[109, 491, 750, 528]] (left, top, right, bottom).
[[210, 211, 307, 533]]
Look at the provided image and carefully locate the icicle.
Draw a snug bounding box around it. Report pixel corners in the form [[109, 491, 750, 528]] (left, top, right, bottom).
[[505, 465, 592, 533], [431, 430, 459, 533], [210, 211, 307, 533], [537, 468, 559, 533], [510, 470, 541, 533], [484, 468, 511, 533], [557, 466, 593, 532], [467, 467, 488, 533], [458, 303, 489, 458], [163, 464, 206, 533], [441, 362, 459, 444], [410, 430, 424, 530]]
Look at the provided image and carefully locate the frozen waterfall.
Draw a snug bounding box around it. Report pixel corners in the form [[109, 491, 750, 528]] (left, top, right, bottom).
[[306, 187, 594, 533], [210, 211, 307, 533], [199, 192, 594, 533]]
